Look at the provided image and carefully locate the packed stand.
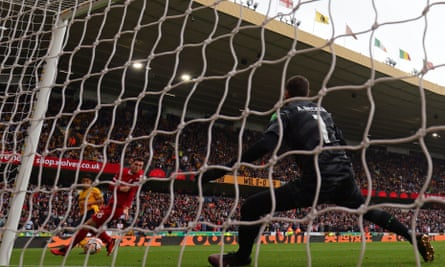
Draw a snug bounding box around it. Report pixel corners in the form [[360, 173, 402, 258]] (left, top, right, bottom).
[[34, 103, 445, 195], [1, 102, 445, 236], [2, 184, 445, 236]]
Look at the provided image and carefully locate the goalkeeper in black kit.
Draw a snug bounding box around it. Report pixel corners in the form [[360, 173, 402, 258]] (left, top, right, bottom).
[[203, 75, 434, 266]]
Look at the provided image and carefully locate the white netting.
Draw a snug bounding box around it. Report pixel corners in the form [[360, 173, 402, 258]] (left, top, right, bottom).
[[0, 0, 445, 266], [0, 0, 53, 181]]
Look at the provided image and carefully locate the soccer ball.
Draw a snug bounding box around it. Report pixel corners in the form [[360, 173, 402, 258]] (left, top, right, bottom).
[[84, 237, 103, 254]]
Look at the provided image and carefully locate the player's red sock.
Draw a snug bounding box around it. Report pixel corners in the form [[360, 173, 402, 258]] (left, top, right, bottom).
[[98, 231, 112, 244], [71, 229, 90, 247]]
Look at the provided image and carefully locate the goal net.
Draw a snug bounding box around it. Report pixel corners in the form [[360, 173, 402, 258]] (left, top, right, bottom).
[[0, 0, 444, 266]]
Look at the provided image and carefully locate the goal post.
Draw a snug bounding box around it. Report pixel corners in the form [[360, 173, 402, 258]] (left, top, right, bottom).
[[0, 18, 67, 266], [0, 1, 115, 265]]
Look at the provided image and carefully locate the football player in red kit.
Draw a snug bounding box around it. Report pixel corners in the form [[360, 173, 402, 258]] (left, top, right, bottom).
[[51, 157, 145, 256]]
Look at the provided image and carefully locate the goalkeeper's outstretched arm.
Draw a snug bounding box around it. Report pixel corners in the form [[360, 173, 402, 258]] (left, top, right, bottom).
[[202, 132, 278, 183]]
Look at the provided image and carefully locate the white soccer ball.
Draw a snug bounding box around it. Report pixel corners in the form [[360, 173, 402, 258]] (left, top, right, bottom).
[[84, 237, 103, 254]]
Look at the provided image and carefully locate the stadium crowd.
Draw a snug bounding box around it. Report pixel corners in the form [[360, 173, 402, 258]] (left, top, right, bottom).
[[1, 103, 445, 236], [1, 186, 445, 236], [36, 102, 445, 194]]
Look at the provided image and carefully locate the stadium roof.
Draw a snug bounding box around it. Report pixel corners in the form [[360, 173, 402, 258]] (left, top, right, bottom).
[[58, 0, 445, 158]]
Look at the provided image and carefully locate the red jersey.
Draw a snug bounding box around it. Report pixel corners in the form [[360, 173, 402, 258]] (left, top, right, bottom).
[[108, 167, 143, 208]]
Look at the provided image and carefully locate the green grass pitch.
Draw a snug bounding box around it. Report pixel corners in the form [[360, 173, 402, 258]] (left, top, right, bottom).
[[8, 241, 443, 267]]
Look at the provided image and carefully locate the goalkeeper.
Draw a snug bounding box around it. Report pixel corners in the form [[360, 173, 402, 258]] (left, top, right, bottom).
[[204, 75, 434, 266]]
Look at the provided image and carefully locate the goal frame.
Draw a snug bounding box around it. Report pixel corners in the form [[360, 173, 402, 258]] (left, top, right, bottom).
[[0, 1, 115, 265], [0, 1, 443, 266]]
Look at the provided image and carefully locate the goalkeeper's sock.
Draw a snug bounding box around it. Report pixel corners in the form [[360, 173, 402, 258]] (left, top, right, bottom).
[[385, 216, 412, 242], [236, 225, 259, 259], [364, 209, 411, 242]]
